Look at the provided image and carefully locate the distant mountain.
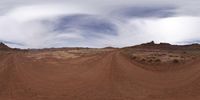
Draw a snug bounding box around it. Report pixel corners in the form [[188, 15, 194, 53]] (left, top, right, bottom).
[[125, 41, 200, 50]]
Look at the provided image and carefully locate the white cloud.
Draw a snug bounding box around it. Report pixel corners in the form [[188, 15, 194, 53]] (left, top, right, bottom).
[[92, 16, 200, 47], [5, 4, 95, 22], [0, 0, 200, 48], [0, 3, 95, 48]]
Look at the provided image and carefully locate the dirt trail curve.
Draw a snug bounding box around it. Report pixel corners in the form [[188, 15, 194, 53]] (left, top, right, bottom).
[[0, 51, 200, 100]]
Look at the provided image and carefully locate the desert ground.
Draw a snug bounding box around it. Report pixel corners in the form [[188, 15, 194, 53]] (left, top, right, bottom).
[[1, 42, 200, 100]]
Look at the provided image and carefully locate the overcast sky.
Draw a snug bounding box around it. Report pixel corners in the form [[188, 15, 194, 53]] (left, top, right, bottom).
[[0, 0, 200, 48]]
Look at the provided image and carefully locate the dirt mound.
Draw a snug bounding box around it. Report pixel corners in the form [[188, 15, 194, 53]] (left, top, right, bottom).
[[130, 41, 200, 51], [0, 42, 11, 50], [122, 42, 200, 71], [134, 41, 174, 50]]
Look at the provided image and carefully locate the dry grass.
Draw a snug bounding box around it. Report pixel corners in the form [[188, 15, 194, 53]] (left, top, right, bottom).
[[26, 48, 115, 60], [26, 51, 79, 59], [124, 49, 195, 65], [68, 48, 114, 54]]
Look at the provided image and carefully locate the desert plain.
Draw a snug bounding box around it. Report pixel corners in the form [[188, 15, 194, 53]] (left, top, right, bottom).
[[0, 42, 200, 100]]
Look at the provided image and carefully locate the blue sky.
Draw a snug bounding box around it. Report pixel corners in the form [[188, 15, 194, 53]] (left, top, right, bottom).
[[0, 0, 200, 48]]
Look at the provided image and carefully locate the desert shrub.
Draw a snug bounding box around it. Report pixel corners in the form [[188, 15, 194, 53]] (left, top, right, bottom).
[[180, 56, 184, 58], [173, 59, 179, 63], [148, 56, 156, 59], [132, 56, 137, 59], [183, 51, 187, 54], [141, 58, 146, 62], [148, 59, 153, 63], [161, 53, 167, 56], [192, 57, 196, 59], [155, 59, 161, 62]]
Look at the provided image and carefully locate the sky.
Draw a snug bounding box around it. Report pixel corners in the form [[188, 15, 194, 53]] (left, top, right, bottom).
[[0, 0, 200, 48]]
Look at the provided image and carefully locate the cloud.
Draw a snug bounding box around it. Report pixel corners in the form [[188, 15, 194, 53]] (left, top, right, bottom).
[[111, 6, 176, 18], [53, 14, 118, 37], [0, 0, 200, 48], [5, 4, 95, 22]]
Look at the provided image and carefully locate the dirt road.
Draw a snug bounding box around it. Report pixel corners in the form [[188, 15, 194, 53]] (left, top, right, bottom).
[[0, 51, 200, 100]]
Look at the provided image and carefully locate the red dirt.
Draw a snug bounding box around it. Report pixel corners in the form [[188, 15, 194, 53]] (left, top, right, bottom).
[[0, 48, 200, 100]]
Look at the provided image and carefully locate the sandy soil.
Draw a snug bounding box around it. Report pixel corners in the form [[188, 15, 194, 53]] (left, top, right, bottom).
[[0, 48, 200, 100]]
